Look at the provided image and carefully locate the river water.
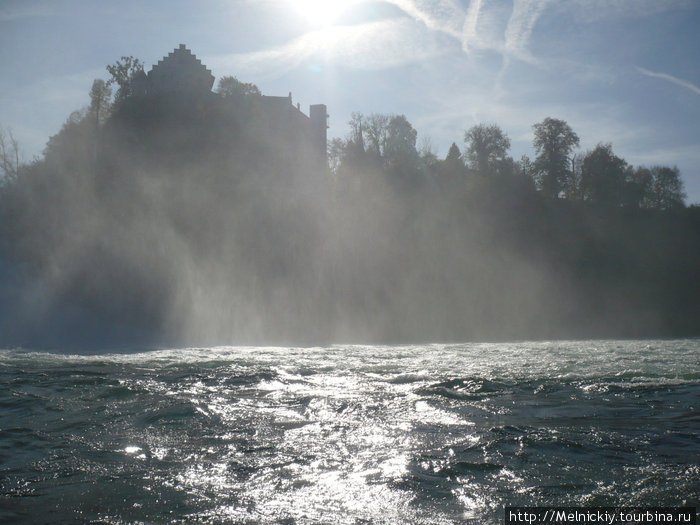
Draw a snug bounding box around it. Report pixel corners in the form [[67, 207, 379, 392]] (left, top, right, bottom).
[[1, 340, 698, 523]]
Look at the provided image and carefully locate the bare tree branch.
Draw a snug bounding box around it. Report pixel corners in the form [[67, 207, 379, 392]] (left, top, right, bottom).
[[0, 127, 20, 183]]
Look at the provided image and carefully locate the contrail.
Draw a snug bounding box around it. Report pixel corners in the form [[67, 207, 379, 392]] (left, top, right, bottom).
[[504, 0, 554, 60], [636, 66, 700, 96], [462, 0, 484, 53]]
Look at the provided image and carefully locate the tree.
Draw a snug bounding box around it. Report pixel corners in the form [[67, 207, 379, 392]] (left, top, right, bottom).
[[564, 153, 584, 200], [106, 56, 144, 104], [532, 117, 579, 198], [445, 142, 462, 165], [88, 79, 112, 126], [518, 155, 535, 179], [464, 123, 511, 176], [216, 76, 261, 98], [0, 127, 20, 184], [363, 113, 390, 158], [327, 137, 346, 175], [42, 110, 94, 173], [384, 115, 418, 166], [332, 113, 368, 171], [580, 143, 628, 206], [626, 166, 654, 208], [418, 136, 439, 176], [648, 165, 686, 210], [436, 142, 467, 185], [347, 112, 365, 150]]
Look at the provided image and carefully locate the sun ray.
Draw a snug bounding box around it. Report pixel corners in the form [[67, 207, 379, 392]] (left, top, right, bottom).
[[291, 0, 362, 27]]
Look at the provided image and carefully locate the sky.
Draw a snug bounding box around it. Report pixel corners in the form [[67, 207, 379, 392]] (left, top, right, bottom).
[[1, 0, 699, 202]]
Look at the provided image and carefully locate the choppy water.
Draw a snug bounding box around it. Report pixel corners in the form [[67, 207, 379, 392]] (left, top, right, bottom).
[[1, 340, 698, 524]]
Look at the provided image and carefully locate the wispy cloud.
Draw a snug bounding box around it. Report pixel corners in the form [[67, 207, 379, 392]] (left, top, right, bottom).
[[383, 0, 464, 39], [490, 0, 554, 98], [372, 0, 547, 61], [504, 0, 554, 62], [207, 18, 451, 77], [461, 0, 483, 53], [222, 0, 554, 82], [635, 66, 700, 96], [458, 0, 555, 67]]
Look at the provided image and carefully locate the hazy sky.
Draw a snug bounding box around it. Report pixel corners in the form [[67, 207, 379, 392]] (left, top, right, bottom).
[[1, 0, 699, 202]]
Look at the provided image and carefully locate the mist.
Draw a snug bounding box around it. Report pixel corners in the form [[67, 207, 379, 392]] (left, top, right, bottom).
[[0, 48, 698, 350]]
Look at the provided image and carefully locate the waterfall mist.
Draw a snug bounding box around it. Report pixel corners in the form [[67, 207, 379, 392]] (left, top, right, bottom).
[[0, 74, 698, 349]]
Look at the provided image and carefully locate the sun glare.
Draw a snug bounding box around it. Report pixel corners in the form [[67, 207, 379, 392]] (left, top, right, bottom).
[[292, 0, 360, 27]]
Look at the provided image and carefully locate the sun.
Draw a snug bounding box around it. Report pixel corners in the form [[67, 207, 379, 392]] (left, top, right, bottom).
[[292, 0, 360, 27]]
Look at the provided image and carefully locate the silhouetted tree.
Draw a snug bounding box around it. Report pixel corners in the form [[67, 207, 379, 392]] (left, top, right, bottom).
[[43, 110, 93, 169], [418, 137, 439, 177], [627, 166, 654, 208], [518, 154, 535, 178], [580, 143, 628, 206], [327, 137, 346, 176], [563, 153, 584, 200], [332, 113, 369, 172], [648, 165, 686, 210], [88, 79, 112, 126], [532, 117, 579, 198], [0, 127, 20, 184], [364, 113, 389, 159], [494, 156, 518, 178], [348, 112, 365, 151], [216, 76, 261, 98], [436, 142, 468, 187], [464, 123, 511, 176], [446, 143, 462, 165], [385, 115, 419, 168], [106, 56, 144, 104]]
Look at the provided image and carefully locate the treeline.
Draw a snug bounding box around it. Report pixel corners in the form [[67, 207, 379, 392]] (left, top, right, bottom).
[[0, 59, 697, 347], [330, 114, 686, 210]]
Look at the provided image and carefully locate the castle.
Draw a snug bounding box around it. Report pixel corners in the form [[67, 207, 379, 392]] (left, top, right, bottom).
[[132, 44, 328, 162]]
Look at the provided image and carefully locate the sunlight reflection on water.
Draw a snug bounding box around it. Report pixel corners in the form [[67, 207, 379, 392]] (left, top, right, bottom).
[[0, 340, 698, 523]]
